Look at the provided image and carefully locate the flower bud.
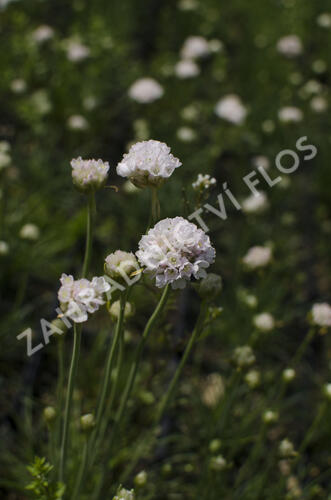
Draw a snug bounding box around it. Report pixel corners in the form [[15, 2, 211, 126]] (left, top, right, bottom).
[[263, 410, 279, 424], [253, 312, 275, 332], [279, 439, 297, 458], [209, 439, 222, 453], [282, 368, 296, 383], [0, 241, 9, 255], [80, 413, 95, 432], [108, 301, 133, 321], [245, 369, 261, 389], [134, 470, 147, 487], [198, 273, 222, 300], [104, 250, 139, 283], [43, 406, 56, 423], [209, 455, 227, 471], [19, 223, 40, 240], [323, 383, 331, 400], [51, 318, 69, 335]]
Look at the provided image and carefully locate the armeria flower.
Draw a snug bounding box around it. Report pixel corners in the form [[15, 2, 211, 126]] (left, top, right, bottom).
[[65, 39, 90, 62], [277, 35, 303, 57], [113, 488, 135, 500], [128, 78, 163, 103], [317, 13, 331, 28], [278, 106, 303, 123], [174, 59, 200, 78], [176, 126, 196, 142], [0, 141, 11, 170], [253, 312, 275, 332], [242, 192, 269, 214], [71, 157, 109, 192], [0, 240, 9, 255], [201, 373, 224, 407], [180, 36, 211, 60], [310, 96, 328, 113], [192, 174, 216, 191], [242, 245, 272, 269], [116, 140, 181, 188], [104, 250, 139, 281], [67, 115, 89, 130], [233, 345, 255, 368], [311, 303, 331, 327], [136, 216, 215, 289], [31, 25, 54, 43], [20, 223, 40, 240], [58, 274, 110, 323], [215, 94, 247, 125], [252, 155, 270, 170]]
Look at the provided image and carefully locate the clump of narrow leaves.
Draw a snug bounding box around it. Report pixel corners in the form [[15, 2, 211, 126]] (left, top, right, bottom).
[[26, 457, 65, 500]]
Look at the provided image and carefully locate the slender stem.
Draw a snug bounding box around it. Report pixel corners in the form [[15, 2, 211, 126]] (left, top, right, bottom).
[[156, 301, 207, 422], [59, 323, 82, 484], [82, 192, 95, 279], [91, 291, 127, 453], [71, 437, 89, 500], [291, 327, 315, 366], [56, 337, 65, 458], [95, 284, 170, 499], [298, 400, 327, 456], [151, 187, 160, 223]]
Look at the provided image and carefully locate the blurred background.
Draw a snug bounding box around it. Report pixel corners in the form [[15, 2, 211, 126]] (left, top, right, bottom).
[[0, 0, 331, 498]]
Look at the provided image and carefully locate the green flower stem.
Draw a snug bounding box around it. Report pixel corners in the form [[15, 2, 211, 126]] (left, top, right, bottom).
[[58, 323, 82, 484], [71, 436, 88, 500], [298, 400, 327, 456], [82, 191, 95, 279], [91, 290, 128, 456], [156, 300, 208, 423], [151, 187, 160, 223], [291, 326, 315, 367], [94, 284, 170, 499], [56, 337, 65, 456]]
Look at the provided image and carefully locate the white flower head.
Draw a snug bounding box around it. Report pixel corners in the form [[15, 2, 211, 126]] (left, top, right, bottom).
[[20, 223, 40, 240], [252, 155, 270, 170], [233, 345, 255, 368], [278, 106, 303, 123], [242, 192, 269, 214], [71, 157, 109, 192], [253, 312, 275, 332], [128, 78, 163, 104], [58, 274, 110, 323], [277, 35, 303, 57], [67, 115, 89, 130], [65, 39, 90, 62], [310, 96, 328, 113], [201, 373, 224, 407], [176, 126, 196, 142], [311, 303, 331, 327], [136, 216, 215, 289], [113, 488, 135, 500], [215, 94, 247, 125], [0, 141, 11, 170], [245, 369, 260, 388], [0, 240, 9, 255], [10, 78, 27, 93], [242, 245, 272, 270], [317, 13, 331, 28], [192, 174, 216, 191], [174, 59, 200, 78], [180, 36, 210, 60], [31, 25, 54, 43], [116, 140, 181, 188]]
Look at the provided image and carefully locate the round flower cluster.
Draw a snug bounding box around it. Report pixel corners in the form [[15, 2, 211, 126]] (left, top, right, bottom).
[[311, 302, 331, 327], [71, 157, 109, 192], [20, 223, 40, 240], [233, 345, 256, 368], [277, 35, 303, 57], [136, 217, 215, 289], [116, 140, 181, 188], [242, 192, 269, 214], [242, 245, 272, 269], [278, 106, 303, 123], [215, 94, 247, 125], [58, 274, 110, 323], [31, 25, 54, 43], [113, 488, 135, 500], [192, 174, 216, 191], [253, 312, 275, 332], [174, 59, 200, 78], [128, 78, 163, 104], [65, 39, 90, 62], [180, 36, 211, 60]]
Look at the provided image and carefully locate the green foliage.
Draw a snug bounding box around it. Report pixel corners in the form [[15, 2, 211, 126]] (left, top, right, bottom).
[[26, 457, 65, 500]]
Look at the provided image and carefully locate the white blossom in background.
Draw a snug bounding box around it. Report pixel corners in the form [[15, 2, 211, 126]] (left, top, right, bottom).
[[245, 369, 261, 388], [31, 25, 54, 43], [242, 245, 272, 270], [67, 115, 89, 130], [177, 0, 198, 11], [209, 39, 223, 53], [176, 126, 196, 142], [253, 312, 275, 332], [262, 119, 275, 133], [312, 59, 327, 74], [10, 79, 27, 94], [201, 373, 225, 407], [252, 155, 270, 170], [58, 274, 110, 323], [71, 157, 109, 192], [279, 439, 296, 458], [311, 303, 331, 327], [324, 383, 331, 400], [192, 174, 216, 191], [19, 223, 40, 240], [277, 35, 303, 57], [65, 39, 90, 62], [136, 216, 215, 289], [128, 78, 163, 104], [83, 96, 98, 110], [302, 80, 322, 96], [310, 96, 328, 113], [30, 90, 52, 115], [174, 59, 200, 78], [0, 241, 9, 255], [113, 488, 135, 500], [180, 36, 210, 60], [116, 140, 181, 188], [215, 95, 247, 125], [242, 192, 269, 214], [181, 104, 199, 121], [233, 345, 256, 368], [317, 13, 331, 28], [0, 141, 11, 170], [278, 106, 303, 123]]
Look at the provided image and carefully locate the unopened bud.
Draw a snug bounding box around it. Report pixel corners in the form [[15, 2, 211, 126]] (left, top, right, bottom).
[[209, 455, 227, 471], [80, 413, 95, 432], [263, 410, 279, 424], [108, 301, 134, 321], [43, 406, 56, 423], [282, 368, 296, 382], [134, 470, 147, 487], [209, 439, 222, 453]]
